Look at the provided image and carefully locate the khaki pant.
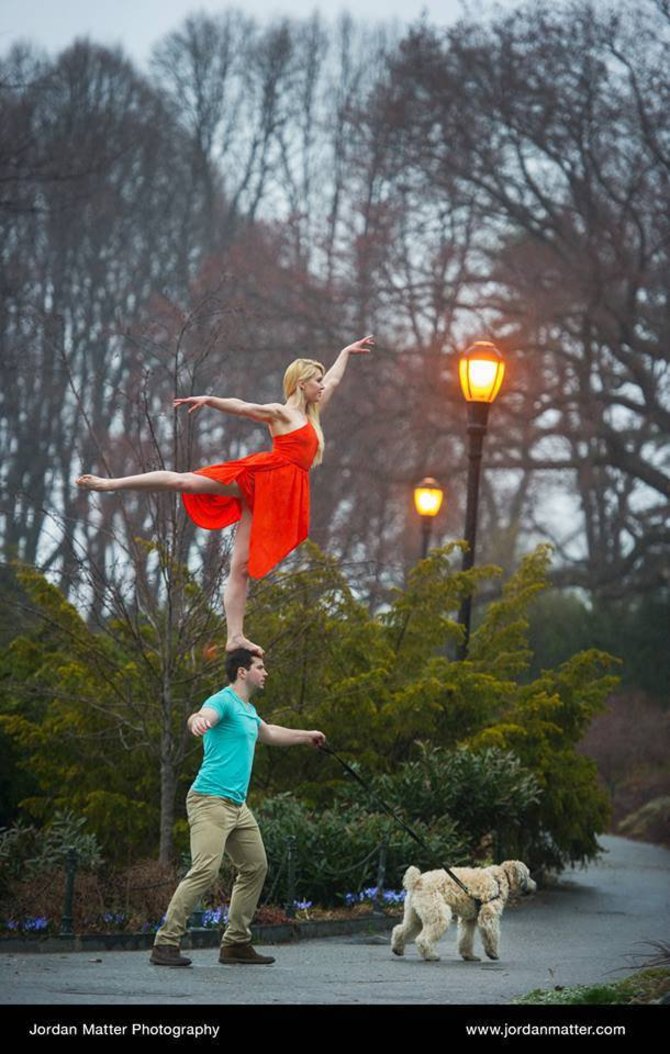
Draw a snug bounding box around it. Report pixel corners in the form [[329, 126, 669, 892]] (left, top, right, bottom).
[[154, 790, 267, 948]]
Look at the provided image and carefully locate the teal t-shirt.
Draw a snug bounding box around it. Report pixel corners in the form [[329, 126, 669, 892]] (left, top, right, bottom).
[[190, 686, 261, 804]]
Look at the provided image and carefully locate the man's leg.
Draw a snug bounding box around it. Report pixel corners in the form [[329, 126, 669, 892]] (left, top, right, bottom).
[[219, 804, 274, 964], [151, 793, 237, 965]]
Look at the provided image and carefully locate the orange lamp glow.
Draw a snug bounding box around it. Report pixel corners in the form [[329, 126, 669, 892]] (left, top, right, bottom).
[[458, 341, 505, 403], [413, 477, 444, 518]]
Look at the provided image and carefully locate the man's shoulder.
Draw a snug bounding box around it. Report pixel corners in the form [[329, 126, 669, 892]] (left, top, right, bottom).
[[202, 685, 235, 714]]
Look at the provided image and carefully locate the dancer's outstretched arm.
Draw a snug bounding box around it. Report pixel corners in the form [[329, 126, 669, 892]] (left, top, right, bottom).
[[319, 334, 374, 411], [174, 395, 290, 424]]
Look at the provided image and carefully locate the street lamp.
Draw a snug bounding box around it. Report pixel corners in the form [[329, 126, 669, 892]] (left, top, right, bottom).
[[457, 341, 505, 658], [414, 477, 444, 559]]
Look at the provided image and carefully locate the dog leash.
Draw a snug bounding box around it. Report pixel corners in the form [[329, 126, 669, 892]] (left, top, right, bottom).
[[318, 743, 482, 913]]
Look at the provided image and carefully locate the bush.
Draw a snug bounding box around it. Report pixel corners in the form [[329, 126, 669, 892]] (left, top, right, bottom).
[[254, 793, 468, 907], [0, 857, 180, 936], [344, 743, 542, 862], [2, 544, 619, 877], [242, 744, 542, 906], [0, 810, 102, 893], [528, 591, 670, 700]]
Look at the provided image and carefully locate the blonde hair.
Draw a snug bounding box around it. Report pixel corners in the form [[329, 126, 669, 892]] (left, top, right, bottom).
[[283, 358, 325, 466]]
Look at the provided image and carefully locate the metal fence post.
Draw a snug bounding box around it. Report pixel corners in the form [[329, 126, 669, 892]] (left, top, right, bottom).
[[284, 835, 296, 918], [60, 847, 77, 937], [373, 840, 387, 916], [188, 903, 205, 929]]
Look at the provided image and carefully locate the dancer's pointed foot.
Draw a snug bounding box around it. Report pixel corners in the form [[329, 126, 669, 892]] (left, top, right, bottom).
[[226, 634, 264, 657], [76, 474, 114, 491]]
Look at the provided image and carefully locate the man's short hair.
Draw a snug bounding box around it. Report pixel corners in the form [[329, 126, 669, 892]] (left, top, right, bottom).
[[225, 648, 256, 683]]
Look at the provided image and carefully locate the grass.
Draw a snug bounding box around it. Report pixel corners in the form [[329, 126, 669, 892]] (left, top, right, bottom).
[[516, 967, 670, 1005]]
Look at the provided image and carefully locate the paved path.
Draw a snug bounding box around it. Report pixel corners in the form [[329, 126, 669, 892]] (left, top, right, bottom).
[[2, 836, 668, 1007]]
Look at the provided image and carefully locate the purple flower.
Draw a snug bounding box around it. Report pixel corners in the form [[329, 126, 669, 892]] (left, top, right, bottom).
[[343, 887, 405, 907], [102, 912, 127, 926], [383, 890, 406, 904], [202, 906, 228, 927], [141, 914, 166, 934], [23, 916, 48, 932]]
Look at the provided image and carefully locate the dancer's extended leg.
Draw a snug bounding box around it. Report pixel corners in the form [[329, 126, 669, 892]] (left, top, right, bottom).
[[224, 503, 262, 656], [76, 470, 239, 496], [77, 469, 263, 654]]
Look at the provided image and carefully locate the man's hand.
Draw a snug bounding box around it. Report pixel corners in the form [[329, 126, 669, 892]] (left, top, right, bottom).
[[189, 712, 212, 737], [307, 731, 326, 749]]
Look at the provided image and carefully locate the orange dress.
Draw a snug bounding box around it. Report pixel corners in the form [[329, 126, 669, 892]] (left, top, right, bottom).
[[182, 420, 319, 579]]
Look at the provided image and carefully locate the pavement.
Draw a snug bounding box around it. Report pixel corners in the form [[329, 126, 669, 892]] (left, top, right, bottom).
[[2, 835, 668, 1040]]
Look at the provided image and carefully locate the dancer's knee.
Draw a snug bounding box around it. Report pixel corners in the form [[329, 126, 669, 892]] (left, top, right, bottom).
[[229, 552, 250, 578]]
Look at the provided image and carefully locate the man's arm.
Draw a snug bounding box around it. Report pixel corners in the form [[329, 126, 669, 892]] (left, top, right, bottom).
[[258, 721, 325, 749], [187, 706, 221, 737]]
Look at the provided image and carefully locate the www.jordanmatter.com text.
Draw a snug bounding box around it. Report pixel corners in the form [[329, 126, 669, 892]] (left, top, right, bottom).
[[465, 1021, 626, 1038]]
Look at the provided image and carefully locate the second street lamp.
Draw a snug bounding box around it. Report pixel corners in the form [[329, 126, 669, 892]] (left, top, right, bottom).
[[457, 341, 505, 658], [414, 477, 444, 559]]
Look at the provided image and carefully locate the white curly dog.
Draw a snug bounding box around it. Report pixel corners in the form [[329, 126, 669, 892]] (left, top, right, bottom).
[[391, 860, 536, 962]]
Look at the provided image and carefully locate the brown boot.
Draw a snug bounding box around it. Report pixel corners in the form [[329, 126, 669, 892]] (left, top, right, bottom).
[[219, 943, 275, 965], [150, 944, 192, 967]]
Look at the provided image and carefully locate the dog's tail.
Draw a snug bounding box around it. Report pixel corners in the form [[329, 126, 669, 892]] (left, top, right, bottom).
[[402, 866, 422, 892]]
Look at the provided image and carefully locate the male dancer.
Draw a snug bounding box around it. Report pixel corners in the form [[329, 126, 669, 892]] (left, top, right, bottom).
[[151, 648, 325, 966]]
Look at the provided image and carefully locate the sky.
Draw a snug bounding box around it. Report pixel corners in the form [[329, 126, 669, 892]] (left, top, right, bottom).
[[1, 0, 526, 65]]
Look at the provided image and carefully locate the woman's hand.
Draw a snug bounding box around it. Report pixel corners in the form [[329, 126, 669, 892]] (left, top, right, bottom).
[[342, 334, 375, 355], [320, 335, 375, 411], [174, 396, 210, 414]]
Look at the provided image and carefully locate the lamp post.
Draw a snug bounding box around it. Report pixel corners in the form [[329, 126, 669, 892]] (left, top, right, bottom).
[[457, 341, 505, 658], [413, 477, 444, 559]]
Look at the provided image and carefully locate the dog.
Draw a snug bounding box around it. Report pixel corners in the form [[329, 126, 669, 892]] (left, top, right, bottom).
[[391, 860, 536, 962]]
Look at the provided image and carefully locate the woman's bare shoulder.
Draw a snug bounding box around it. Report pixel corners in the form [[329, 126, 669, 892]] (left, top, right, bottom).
[[269, 408, 308, 437]]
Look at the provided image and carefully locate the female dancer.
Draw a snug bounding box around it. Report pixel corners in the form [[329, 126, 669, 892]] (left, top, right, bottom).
[[76, 335, 374, 655]]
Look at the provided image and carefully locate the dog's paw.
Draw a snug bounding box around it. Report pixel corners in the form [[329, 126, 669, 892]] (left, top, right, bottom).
[[485, 952, 499, 960], [390, 927, 404, 956], [417, 950, 441, 962], [461, 954, 481, 962]]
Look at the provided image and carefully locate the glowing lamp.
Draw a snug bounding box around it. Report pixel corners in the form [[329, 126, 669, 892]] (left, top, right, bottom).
[[414, 477, 444, 518], [414, 476, 444, 559], [458, 341, 505, 404]]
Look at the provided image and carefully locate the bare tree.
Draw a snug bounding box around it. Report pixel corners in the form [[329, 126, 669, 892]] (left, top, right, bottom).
[[0, 41, 214, 583], [6, 4, 667, 611], [367, 0, 670, 597]]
